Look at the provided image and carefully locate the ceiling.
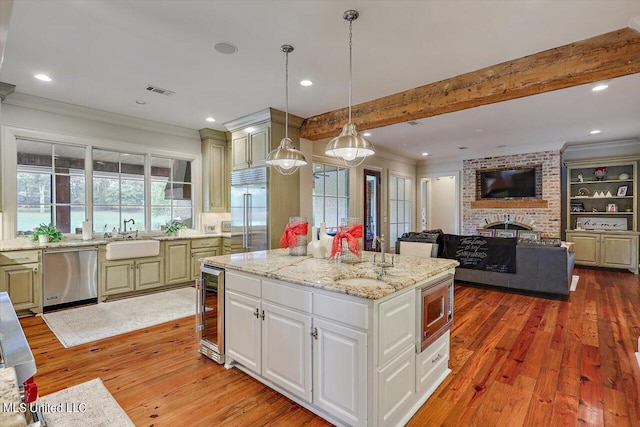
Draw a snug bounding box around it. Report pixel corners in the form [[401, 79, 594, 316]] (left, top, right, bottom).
[[1, 1, 640, 162]]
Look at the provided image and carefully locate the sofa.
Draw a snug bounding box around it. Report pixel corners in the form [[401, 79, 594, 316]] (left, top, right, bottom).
[[453, 241, 576, 296]]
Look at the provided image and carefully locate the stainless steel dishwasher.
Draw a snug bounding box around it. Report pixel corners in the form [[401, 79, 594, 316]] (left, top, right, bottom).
[[43, 247, 98, 308]]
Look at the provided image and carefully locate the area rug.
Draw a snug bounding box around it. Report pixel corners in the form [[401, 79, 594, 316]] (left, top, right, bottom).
[[39, 378, 134, 427], [570, 275, 579, 292], [42, 287, 196, 348]]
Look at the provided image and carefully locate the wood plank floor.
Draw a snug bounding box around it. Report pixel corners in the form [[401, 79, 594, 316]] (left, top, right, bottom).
[[19, 267, 640, 426]]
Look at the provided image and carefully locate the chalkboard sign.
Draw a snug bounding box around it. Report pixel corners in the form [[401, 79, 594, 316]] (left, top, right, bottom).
[[440, 234, 517, 273]]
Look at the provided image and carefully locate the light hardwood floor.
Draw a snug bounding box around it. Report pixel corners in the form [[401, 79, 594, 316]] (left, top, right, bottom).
[[20, 267, 640, 426]]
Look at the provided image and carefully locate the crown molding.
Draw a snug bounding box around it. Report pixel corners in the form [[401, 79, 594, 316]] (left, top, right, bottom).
[[198, 128, 229, 142], [223, 107, 303, 133], [3, 92, 199, 139], [562, 139, 640, 159], [0, 82, 15, 101]]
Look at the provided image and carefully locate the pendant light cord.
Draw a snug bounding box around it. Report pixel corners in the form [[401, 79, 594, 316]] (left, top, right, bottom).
[[285, 49, 289, 140], [348, 19, 353, 124]]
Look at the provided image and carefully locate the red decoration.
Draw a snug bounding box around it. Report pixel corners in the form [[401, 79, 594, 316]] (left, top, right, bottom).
[[280, 222, 309, 249], [329, 224, 363, 259]]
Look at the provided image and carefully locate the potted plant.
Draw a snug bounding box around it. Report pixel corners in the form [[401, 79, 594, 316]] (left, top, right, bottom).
[[164, 220, 188, 236], [32, 223, 64, 243]]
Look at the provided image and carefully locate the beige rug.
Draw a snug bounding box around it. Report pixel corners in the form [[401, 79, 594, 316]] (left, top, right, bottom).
[[39, 378, 134, 427], [42, 287, 196, 348]]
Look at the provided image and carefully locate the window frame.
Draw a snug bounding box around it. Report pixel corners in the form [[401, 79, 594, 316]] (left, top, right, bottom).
[[312, 162, 350, 232], [388, 172, 413, 250]]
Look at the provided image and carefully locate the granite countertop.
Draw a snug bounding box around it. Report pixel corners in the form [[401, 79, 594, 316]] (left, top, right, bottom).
[[201, 249, 458, 300], [0, 232, 232, 252], [0, 368, 26, 427]]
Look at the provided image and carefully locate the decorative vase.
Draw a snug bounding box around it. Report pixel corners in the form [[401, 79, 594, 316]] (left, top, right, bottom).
[[308, 226, 327, 259], [288, 216, 308, 256], [38, 235, 48, 244], [337, 217, 363, 264], [318, 223, 333, 258]]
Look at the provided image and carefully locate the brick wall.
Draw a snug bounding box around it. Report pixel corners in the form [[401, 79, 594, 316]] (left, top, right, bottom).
[[462, 151, 562, 238]]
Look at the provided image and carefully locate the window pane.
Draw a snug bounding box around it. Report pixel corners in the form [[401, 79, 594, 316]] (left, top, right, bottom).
[[54, 145, 85, 173], [70, 176, 85, 204], [397, 178, 405, 200], [404, 178, 412, 201], [390, 177, 397, 199], [150, 156, 172, 177], [70, 206, 87, 231], [390, 225, 398, 249], [325, 198, 338, 229], [121, 179, 145, 205], [17, 172, 51, 204], [171, 183, 192, 201], [151, 208, 171, 231], [17, 139, 52, 169], [390, 200, 398, 223], [151, 181, 171, 206], [120, 153, 145, 177], [93, 177, 119, 205], [313, 168, 325, 195], [325, 168, 338, 197], [17, 205, 52, 234], [172, 159, 191, 183], [93, 149, 119, 173], [338, 168, 349, 197], [338, 198, 349, 226], [313, 196, 324, 226], [405, 201, 411, 223], [93, 206, 120, 231], [121, 208, 145, 230]]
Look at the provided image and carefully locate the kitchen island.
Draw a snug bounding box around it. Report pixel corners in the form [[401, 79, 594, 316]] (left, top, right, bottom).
[[201, 249, 458, 427]]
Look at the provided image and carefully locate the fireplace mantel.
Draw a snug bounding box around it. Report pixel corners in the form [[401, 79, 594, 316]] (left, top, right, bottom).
[[470, 199, 549, 209]]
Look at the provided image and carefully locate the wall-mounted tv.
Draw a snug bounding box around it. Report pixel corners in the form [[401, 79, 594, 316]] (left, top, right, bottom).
[[479, 167, 536, 199]]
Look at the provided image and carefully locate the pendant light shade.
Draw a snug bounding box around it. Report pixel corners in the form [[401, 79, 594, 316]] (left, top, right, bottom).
[[325, 10, 375, 167], [266, 44, 308, 175]]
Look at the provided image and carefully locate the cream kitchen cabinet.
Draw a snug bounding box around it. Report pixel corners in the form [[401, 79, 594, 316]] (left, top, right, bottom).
[[190, 238, 220, 281], [200, 129, 230, 213], [0, 250, 41, 314], [165, 240, 191, 285], [100, 255, 164, 296], [231, 123, 270, 170], [566, 230, 639, 274]]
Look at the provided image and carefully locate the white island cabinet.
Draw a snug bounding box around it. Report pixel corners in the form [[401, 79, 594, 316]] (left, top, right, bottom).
[[212, 250, 458, 427]]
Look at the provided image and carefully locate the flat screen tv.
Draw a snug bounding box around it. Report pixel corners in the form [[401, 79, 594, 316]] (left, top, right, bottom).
[[480, 167, 536, 199]]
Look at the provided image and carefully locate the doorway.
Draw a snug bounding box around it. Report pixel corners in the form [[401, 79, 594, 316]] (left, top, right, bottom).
[[364, 169, 381, 251], [421, 174, 459, 234]]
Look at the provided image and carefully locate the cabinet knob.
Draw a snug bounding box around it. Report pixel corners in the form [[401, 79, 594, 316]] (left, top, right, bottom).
[[260, 310, 265, 320], [33, 267, 38, 273], [254, 308, 260, 318], [311, 327, 318, 339]]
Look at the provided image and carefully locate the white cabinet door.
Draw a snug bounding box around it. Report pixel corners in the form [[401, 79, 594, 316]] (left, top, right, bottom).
[[601, 234, 637, 270], [226, 290, 261, 374], [262, 301, 312, 402], [312, 317, 367, 427], [378, 346, 416, 427], [377, 290, 415, 366]]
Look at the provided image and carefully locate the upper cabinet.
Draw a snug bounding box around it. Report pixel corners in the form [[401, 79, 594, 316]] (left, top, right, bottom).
[[200, 129, 230, 213], [231, 123, 270, 170], [565, 157, 638, 232]]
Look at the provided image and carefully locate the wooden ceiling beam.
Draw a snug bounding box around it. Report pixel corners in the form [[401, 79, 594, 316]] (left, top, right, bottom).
[[300, 27, 640, 141]]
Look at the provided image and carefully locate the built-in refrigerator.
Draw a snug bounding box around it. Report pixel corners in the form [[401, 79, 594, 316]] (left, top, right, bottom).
[[230, 167, 269, 252]]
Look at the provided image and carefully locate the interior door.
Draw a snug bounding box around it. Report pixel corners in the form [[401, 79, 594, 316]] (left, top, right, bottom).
[[364, 170, 381, 251]]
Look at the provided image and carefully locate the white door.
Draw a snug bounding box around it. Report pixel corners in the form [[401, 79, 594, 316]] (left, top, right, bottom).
[[422, 174, 459, 234], [262, 301, 312, 402], [226, 290, 261, 373], [312, 317, 367, 427]]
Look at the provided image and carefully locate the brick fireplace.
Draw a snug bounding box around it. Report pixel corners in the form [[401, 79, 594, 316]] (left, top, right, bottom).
[[462, 151, 562, 238]]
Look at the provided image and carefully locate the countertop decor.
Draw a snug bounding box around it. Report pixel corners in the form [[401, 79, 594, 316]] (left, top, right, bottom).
[[201, 249, 458, 300]]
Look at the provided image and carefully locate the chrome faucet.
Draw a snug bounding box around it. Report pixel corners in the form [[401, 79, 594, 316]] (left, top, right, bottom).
[[373, 235, 394, 279], [373, 235, 386, 264]]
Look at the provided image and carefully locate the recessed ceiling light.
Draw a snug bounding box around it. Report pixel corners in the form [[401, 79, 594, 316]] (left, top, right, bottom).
[[421, 152, 429, 156], [475, 128, 484, 133], [206, 117, 216, 122], [592, 83, 609, 92], [300, 80, 313, 87], [135, 100, 146, 105], [214, 42, 238, 55], [497, 144, 507, 148], [590, 129, 602, 135], [362, 132, 371, 137], [458, 146, 469, 150], [34, 74, 52, 82]]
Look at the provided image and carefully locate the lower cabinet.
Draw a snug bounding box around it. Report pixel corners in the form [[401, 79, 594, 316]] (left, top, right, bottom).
[[226, 290, 262, 373], [165, 240, 191, 285], [101, 256, 165, 296], [377, 346, 416, 427], [190, 238, 220, 281], [312, 317, 367, 426], [0, 262, 41, 313], [566, 230, 639, 273]]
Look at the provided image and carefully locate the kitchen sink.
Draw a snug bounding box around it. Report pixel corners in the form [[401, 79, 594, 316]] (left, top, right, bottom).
[[336, 278, 388, 288], [106, 240, 160, 260]]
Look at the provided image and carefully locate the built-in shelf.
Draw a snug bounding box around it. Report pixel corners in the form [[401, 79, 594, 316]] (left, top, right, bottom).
[[570, 196, 634, 200], [569, 212, 634, 215], [570, 179, 633, 184]]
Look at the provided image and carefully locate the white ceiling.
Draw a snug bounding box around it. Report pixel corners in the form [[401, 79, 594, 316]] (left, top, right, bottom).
[[1, 0, 640, 162]]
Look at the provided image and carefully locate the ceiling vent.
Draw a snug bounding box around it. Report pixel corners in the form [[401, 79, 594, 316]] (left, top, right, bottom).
[[407, 120, 422, 126], [146, 85, 175, 96]]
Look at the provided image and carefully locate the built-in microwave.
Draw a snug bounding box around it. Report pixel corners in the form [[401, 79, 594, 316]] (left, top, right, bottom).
[[418, 275, 454, 352], [197, 264, 225, 364]]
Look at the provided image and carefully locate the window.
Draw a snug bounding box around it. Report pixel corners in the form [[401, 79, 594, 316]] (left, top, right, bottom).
[[389, 175, 412, 247], [93, 149, 146, 232], [16, 139, 86, 234], [150, 156, 193, 230], [312, 163, 349, 232]]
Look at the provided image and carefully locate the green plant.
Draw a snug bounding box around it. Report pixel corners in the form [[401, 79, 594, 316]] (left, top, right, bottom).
[[32, 223, 64, 242], [164, 220, 187, 235]]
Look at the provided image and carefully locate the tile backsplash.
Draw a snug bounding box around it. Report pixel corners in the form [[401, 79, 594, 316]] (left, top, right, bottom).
[[201, 212, 231, 233]]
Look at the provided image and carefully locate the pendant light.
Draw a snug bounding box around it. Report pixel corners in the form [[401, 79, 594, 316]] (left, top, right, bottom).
[[325, 10, 375, 167], [266, 44, 308, 175]]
